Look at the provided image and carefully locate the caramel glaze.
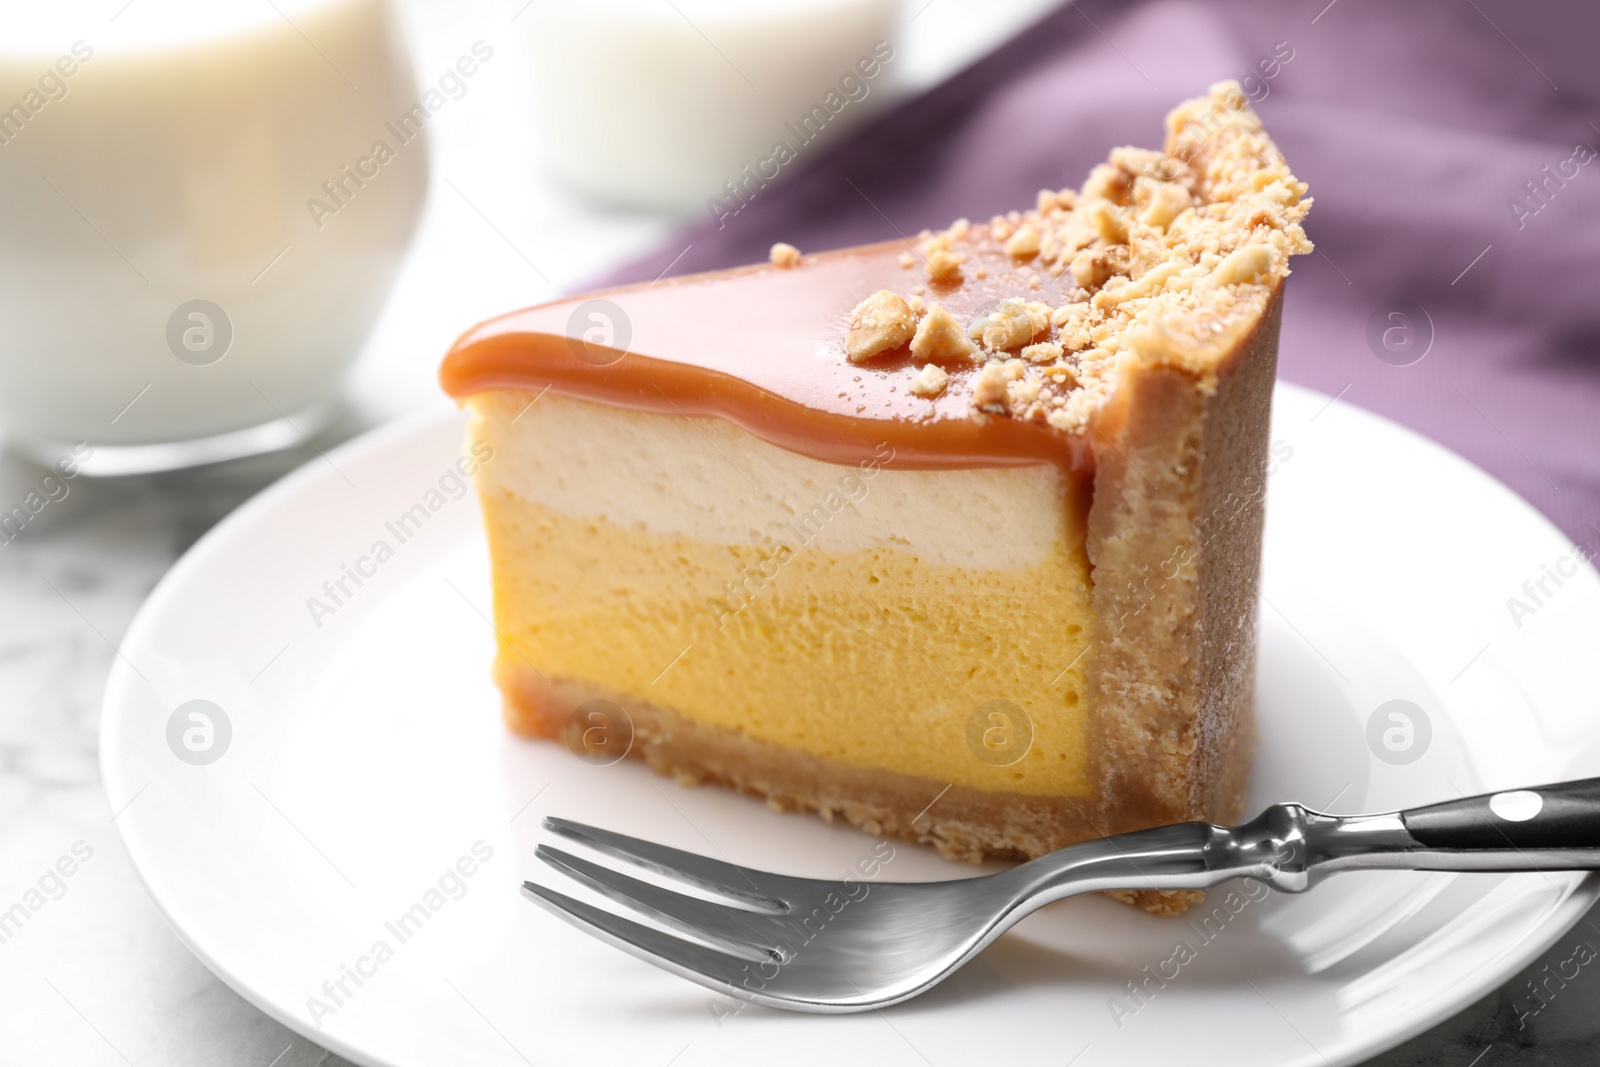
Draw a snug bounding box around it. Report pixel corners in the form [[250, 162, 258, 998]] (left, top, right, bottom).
[[440, 238, 1099, 474]]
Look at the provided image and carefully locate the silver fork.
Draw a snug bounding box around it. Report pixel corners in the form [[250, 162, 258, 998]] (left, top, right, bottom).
[[522, 778, 1600, 1013]]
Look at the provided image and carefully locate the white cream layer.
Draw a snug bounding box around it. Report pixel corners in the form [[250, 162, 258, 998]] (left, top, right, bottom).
[[474, 393, 1069, 570]]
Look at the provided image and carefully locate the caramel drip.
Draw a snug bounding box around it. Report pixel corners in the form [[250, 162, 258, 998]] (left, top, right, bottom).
[[439, 239, 1094, 473]]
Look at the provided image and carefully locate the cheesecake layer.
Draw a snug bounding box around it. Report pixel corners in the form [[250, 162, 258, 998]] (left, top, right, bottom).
[[471, 389, 1096, 797]]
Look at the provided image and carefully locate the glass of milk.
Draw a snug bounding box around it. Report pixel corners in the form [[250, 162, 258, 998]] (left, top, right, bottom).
[[0, 0, 428, 474], [524, 0, 900, 215]]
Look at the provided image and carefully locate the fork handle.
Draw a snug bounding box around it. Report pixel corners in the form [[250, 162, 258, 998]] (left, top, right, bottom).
[[1290, 776, 1600, 885], [1399, 777, 1600, 852]]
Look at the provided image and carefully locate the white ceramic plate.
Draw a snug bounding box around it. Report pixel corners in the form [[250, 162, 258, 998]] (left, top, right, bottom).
[[103, 384, 1600, 1067]]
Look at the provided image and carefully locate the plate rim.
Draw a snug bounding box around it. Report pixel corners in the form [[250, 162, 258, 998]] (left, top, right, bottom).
[[100, 385, 1600, 1067]]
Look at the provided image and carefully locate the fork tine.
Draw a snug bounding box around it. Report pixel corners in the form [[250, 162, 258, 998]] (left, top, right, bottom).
[[537, 845, 778, 963], [542, 816, 789, 912], [521, 881, 757, 996]]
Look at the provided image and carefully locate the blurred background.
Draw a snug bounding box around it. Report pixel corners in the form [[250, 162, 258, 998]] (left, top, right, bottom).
[[1, 0, 1597, 1063]]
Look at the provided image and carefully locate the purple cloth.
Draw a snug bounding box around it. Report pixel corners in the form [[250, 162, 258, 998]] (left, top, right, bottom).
[[593, 0, 1600, 550]]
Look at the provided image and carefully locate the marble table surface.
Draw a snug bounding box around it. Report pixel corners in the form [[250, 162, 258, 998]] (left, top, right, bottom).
[[1, 1, 1597, 1064]]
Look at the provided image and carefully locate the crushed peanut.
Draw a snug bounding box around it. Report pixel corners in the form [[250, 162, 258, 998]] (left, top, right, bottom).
[[911, 303, 978, 363], [1087, 200, 1128, 245], [971, 299, 1051, 351], [1207, 244, 1274, 287], [1069, 248, 1112, 290], [769, 242, 801, 268], [909, 363, 949, 398], [1005, 222, 1042, 259], [926, 248, 965, 282], [845, 290, 916, 363], [972, 362, 1011, 412], [1139, 180, 1191, 229]]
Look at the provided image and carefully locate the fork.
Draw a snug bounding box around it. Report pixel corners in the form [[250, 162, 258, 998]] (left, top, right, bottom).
[[521, 777, 1600, 1013]]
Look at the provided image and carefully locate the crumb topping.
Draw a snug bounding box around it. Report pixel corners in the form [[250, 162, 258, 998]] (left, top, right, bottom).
[[832, 81, 1313, 432]]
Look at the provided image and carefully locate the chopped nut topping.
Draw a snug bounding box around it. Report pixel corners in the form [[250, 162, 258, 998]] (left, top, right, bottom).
[[1005, 222, 1042, 259], [845, 290, 916, 363], [972, 362, 1011, 412], [971, 299, 1052, 351], [769, 242, 801, 268], [1092, 260, 1182, 309], [1070, 249, 1112, 289], [926, 248, 966, 282], [1087, 200, 1128, 244], [832, 81, 1313, 429], [1051, 303, 1094, 351], [1080, 163, 1129, 205], [1037, 188, 1076, 214], [909, 363, 949, 398], [911, 303, 978, 363], [1207, 244, 1274, 287], [1138, 181, 1191, 230], [1007, 372, 1041, 407]]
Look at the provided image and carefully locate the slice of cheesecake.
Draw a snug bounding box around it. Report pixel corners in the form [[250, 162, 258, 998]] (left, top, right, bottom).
[[441, 82, 1311, 914]]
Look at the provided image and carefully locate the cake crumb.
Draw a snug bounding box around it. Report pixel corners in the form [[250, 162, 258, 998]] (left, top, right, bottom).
[[769, 242, 802, 268], [898, 251, 915, 268], [909, 363, 949, 398], [845, 290, 916, 363], [910, 303, 978, 363]]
